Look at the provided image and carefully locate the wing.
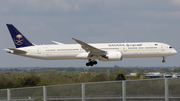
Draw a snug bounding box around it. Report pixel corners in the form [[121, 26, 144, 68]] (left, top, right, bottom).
[[72, 38, 105, 53], [72, 38, 107, 60], [5, 48, 27, 54]]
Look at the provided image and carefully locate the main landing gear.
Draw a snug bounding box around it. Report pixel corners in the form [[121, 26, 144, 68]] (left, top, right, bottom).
[[86, 59, 97, 66], [162, 57, 166, 63]]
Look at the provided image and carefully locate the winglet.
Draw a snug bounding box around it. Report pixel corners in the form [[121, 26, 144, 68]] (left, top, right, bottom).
[[72, 38, 76, 40]]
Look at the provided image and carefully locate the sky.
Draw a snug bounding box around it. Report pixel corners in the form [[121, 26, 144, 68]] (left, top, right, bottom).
[[0, 0, 180, 67]]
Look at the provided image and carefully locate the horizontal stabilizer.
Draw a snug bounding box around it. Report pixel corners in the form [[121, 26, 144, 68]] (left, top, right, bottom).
[[5, 48, 27, 54]]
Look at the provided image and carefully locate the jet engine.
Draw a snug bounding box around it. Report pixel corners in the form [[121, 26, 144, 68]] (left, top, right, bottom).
[[105, 51, 123, 61]]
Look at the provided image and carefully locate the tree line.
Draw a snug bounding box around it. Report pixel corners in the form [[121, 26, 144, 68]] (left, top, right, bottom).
[[0, 66, 178, 89], [0, 70, 128, 89]]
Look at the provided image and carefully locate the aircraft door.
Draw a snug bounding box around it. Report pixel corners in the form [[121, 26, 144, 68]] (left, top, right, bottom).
[[161, 45, 166, 51], [37, 48, 41, 54], [123, 46, 127, 52]]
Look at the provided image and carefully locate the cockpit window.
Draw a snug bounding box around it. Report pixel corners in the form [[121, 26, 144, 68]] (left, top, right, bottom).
[[169, 47, 173, 48]]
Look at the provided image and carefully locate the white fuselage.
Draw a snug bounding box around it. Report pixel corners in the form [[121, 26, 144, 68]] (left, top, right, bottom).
[[6, 24, 177, 66], [14, 42, 177, 61]]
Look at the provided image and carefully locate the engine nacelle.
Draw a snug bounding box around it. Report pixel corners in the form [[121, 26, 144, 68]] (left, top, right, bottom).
[[106, 51, 123, 61]]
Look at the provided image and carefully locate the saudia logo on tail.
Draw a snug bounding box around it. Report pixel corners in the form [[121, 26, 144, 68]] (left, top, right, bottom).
[[14, 34, 24, 45]]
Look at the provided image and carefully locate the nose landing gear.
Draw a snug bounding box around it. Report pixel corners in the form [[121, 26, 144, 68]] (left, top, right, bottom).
[[162, 57, 166, 63]]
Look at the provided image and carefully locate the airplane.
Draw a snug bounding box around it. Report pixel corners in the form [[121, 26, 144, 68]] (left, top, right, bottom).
[[5, 24, 177, 66]]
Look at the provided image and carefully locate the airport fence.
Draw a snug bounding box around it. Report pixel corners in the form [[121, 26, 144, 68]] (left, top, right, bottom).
[[0, 78, 180, 101]]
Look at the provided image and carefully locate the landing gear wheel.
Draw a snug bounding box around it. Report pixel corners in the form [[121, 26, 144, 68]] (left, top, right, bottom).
[[86, 63, 89, 66], [86, 58, 98, 66], [93, 61, 97, 65], [162, 60, 166, 63], [89, 62, 94, 66]]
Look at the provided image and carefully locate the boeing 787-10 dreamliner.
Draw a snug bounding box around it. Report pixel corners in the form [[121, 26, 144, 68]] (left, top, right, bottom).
[[5, 24, 177, 66]]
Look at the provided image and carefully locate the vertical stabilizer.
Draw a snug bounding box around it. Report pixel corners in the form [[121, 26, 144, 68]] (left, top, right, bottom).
[[6, 24, 34, 48]]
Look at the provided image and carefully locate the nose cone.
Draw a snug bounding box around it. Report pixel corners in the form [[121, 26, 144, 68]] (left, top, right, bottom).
[[172, 49, 177, 55]]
